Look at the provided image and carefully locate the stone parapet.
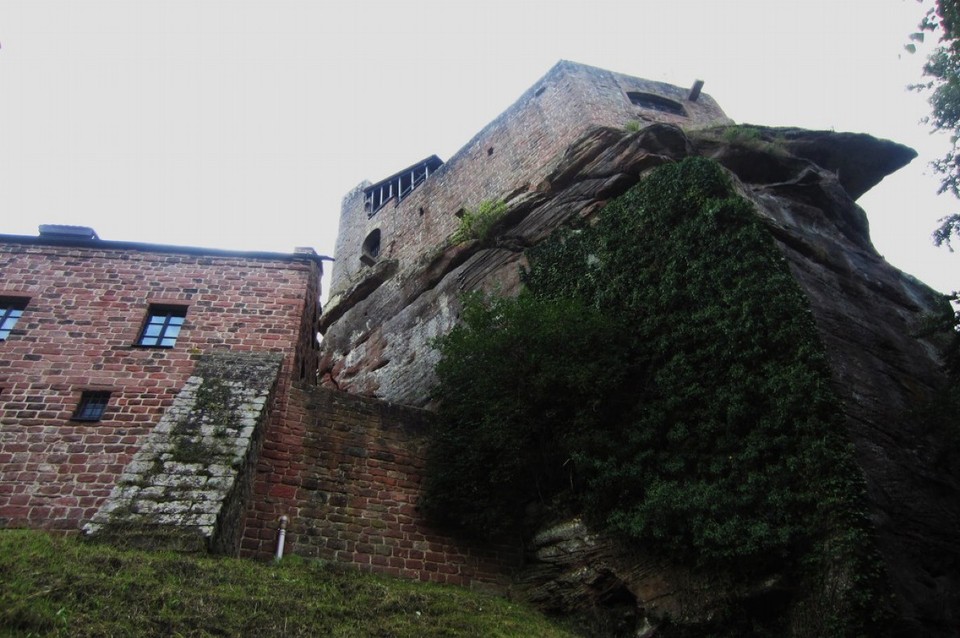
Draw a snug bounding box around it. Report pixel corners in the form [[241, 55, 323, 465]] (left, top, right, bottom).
[[85, 352, 282, 553]]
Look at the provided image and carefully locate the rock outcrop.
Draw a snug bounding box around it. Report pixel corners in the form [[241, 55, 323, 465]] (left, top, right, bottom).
[[319, 123, 959, 635]]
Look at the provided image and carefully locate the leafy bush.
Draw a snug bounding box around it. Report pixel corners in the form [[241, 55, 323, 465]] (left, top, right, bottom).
[[424, 292, 632, 537], [426, 158, 877, 586], [451, 200, 508, 244]]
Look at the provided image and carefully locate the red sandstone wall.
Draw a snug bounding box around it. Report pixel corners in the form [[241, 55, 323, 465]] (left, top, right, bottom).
[[0, 240, 320, 531], [242, 386, 520, 587]]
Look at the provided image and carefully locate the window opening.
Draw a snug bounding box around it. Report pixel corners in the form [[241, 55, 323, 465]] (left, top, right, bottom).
[[626, 91, 687, 117], [0, 297, 28, 341], [138, 305, 187, 348], [73, 391, 110, 421], [361, 229, 382, 266], [363, 155, 444, 217]]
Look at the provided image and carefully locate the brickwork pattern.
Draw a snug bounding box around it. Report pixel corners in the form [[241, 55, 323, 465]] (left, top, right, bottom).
[[241, 386, 521, 588], [85, 352, 282, 553], [0, 240, 320, 531]]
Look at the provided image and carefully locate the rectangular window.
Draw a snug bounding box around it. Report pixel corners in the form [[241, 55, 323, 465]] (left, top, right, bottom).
[[73, 391, 110, 421], [138, 305, 187, 348], [0, 297, 28, 341]]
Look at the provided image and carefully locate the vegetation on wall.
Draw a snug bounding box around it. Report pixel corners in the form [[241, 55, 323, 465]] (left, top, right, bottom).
[[424, 157, 891, 634], [451, 200, 508, 244], [711, 124, 786, 155]]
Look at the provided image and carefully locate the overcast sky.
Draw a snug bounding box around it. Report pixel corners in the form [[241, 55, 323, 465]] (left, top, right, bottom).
[[1, 0, 957, 299]]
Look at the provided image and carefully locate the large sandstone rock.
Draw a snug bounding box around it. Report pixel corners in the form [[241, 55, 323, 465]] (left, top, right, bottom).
[[320, 123, 959, 635], [519, 517, 793, 636]]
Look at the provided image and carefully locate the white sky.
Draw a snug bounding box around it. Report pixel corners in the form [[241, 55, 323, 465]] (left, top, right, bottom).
[[1, 0, 957, 299]]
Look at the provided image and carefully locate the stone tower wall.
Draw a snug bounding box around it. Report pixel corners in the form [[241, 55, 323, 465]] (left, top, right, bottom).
[[327, 60, 731, 303]]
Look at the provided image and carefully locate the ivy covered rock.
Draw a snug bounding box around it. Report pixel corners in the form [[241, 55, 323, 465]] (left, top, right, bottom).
[[320, 123, 959, 636], [425, 158, 893, 635]]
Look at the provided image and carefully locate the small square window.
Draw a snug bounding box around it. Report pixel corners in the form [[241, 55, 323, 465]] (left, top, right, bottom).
[[0, 297, 28, 341], [73, 391, 110, 421], [138, 305, 187, 348]]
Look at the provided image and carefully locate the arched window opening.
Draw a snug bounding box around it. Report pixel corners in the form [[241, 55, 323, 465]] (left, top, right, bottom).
[[361, 229, 381, 266]]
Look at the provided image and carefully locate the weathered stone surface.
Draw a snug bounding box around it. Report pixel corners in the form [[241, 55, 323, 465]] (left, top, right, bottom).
[[319, 123, 959, 634], [318, 125, 691, 405], [693, 125, 918, 201], [518, 517, 784, 635], [85, 352, 283, 554]]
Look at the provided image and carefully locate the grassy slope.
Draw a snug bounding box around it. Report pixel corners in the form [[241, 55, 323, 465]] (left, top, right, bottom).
[[0, 530, 577, 638]]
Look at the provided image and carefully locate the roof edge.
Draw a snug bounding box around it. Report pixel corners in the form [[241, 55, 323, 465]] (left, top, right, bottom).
[[0, 233, 333, 268]]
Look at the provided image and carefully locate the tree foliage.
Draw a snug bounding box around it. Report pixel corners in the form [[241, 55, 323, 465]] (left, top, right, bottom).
[[424, 158, 872, 582], [913, 0, 960, 381], [914, 0, 960, 248]]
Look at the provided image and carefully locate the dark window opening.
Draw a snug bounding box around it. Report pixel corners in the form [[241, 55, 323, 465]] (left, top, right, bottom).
[[73, 391, 110, 421], [361, 229, 381, 266], [626, 91, 687, 117], [138, 305, 187, 348], [38, 224, 99, 240], [0, 297, 28, 341], [363, 156, 444, 217], [487, 147, 494, 156]]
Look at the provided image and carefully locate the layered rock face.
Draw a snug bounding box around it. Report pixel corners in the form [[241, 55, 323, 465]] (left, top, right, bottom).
[[319, 124, 959, 634]]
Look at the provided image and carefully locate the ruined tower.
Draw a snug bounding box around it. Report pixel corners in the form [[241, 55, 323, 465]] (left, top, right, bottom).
[[326, 60, 731, 307]]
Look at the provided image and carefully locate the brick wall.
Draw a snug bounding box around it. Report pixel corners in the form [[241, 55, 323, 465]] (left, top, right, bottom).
[[0, 239, 321, 532], [328, 60, 731, 299], [241, 386, 521, 588]]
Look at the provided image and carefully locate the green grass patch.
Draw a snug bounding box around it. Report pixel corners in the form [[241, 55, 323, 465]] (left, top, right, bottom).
[[711, 125, 787, 154], [0, 530, 578, 637]]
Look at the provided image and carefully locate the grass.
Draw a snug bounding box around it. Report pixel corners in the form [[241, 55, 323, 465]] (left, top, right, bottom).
[[709, 125, 788, 155], [0, 530, 579, 637]]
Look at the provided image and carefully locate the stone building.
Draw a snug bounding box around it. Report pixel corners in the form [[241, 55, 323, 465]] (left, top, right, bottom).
[[321, 60, 731, 401], [0, 224, 517, 583], [316, 60, 959, 634], [327, 60, 730, 303], [0, 225, 324, 551], [2, 58, 958, 632]]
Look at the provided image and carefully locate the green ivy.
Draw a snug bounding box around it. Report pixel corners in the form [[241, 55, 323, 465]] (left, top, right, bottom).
[[425, 157, 891, 634]]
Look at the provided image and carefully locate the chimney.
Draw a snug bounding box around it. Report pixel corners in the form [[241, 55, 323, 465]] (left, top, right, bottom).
[[38, 225, 100, 240], [688, 80, 704, 103]]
